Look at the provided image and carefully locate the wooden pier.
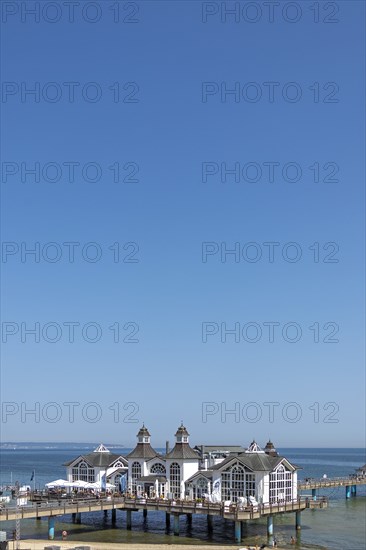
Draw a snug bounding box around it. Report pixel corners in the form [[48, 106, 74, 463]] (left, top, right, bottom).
[[1, 473, 364, 543], [0, 494, 327, 523], [298, 475, 366, 491], [0, 494, 327, 542]]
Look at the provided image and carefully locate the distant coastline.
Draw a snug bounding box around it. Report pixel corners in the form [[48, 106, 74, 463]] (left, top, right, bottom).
[[0, 442, 125, 450], [1, 443, 364, 450]]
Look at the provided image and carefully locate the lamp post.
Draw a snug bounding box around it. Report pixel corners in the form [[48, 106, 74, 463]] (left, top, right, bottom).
[[14, 482, 20, 550]]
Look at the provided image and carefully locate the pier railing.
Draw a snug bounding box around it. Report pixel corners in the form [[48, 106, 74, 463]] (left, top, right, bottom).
[[0, 494, 327, 522], [298, 475, 366, 490]]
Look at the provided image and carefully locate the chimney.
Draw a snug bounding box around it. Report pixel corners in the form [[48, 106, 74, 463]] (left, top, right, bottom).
[[165, 441, 170, 455]]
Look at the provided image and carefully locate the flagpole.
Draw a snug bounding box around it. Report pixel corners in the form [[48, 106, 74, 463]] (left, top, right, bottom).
[[30, 470, 35, 493]]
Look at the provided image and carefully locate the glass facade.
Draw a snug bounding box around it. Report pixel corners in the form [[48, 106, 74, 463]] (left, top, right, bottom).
[[269, 464, 292, 502], [221, 463, 256, 502], [71, 460, 95, 482], [169, 462, 181, 498], [131, 461, 142, 492]]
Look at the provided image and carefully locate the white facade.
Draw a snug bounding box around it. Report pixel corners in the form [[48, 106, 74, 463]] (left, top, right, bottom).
[[187, 441, 298, 505], [127, 424, 199, 499], [62, 433, 298, 505], [64, 444, 128, 491]]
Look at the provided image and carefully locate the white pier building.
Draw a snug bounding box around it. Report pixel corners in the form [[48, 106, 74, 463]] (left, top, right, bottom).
[[64, 424, 299, 505]]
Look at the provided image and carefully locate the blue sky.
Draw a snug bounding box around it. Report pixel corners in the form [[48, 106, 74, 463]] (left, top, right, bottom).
[[1, 1, 365, 448]]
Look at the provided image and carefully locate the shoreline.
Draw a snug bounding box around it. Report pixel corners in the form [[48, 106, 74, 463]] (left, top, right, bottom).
[[17, 541, 241, 550]]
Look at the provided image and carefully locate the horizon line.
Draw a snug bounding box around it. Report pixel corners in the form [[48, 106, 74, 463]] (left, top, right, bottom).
[[1, 441, 365, 450]]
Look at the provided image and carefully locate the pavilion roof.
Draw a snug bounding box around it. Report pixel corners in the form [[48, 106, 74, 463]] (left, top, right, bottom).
[[63, 451, 124, 468], [212, 453, 297, 472], [165, 443, 199, 460], [185, 470, 214, 484], [126, 443, 158, 459]]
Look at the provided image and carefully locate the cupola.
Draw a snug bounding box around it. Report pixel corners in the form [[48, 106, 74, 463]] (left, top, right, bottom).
[[126, 424, 157, 459], [175, 422, 189, 443], [165, 423, 198, 460], [93, 443, 110, 453], [246, 440, 264, 453], [264, 439, 278, 457], [137, 423, 151, 444]]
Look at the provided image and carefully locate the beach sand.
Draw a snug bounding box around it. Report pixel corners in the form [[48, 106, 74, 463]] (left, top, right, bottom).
[[18, 541, 242, 550]]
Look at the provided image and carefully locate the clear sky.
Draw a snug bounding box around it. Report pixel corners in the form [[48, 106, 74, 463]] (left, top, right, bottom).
[[1, 0, 365, 448]]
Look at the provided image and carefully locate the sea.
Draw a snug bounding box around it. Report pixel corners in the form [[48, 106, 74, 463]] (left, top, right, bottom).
[[0, 446, 365, 549]]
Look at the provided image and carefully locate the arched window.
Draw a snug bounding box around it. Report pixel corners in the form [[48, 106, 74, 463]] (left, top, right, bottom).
[[114, 474, 121, 490], [246, 471, 255, 497], [221, 463, 255, 502], [230, 465, 245, 500], [113, 460, 125, 468], [80, 462, 88, 480], [72, 460, 95, 483], [270, 464, 292, 503], [131, 462, 141, 493], [150, 463, 166, 475], [170, 463, 181, 498]]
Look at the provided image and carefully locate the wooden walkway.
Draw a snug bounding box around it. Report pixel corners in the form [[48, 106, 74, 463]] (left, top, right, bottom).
[[0, 495, 327, 523], [298, 476, 366, 491]]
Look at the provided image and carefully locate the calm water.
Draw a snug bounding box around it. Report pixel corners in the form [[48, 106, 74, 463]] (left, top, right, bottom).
[[0, 447, 365, 549]]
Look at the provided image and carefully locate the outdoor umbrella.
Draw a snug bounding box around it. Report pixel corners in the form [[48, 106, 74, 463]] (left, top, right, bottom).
[[45, 479, 71, 488]]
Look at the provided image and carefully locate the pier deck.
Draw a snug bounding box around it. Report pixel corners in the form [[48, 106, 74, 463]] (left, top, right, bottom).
[[0, 495, 327, 523], [298, 476, 366, 491]]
